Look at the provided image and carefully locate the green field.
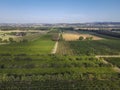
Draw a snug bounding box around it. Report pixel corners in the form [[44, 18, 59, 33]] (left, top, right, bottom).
[[68, 39, 120, 55], [57, 36, 120, 55], [0, 34, 55, 55], [0, 29, 120, 89]]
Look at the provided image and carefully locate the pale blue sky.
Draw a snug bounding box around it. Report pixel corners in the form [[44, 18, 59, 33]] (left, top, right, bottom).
[[0, 0, 120, 23]]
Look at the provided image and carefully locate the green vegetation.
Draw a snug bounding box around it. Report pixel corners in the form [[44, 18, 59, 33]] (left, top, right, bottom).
[[56, 41, 74, 55], [85, 36, 93, 40], [0, 55, 119, 89], [104, 57, 120, 68], [68, 39, 120, 55], [9, 37, 14, 43], [0, 29, 120, 89], [0, 34, 55, 55], [79, 36, 84, 40], [0, 80, 120, 90], [0, 38, 2, 42], [57, 38, 120, 56], [79, 36, 93, 41]]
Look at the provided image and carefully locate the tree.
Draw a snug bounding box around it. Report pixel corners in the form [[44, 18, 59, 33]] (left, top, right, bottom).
[[20, 32, 27, 36], [9, 37, 14, 42], [0, 38, 2, 43], [89, 37, 93, 40], [79, 36, 84, 40], [86, 37, 93, 40], [3, 39, 8, 43], [22, 39, 28, 43]]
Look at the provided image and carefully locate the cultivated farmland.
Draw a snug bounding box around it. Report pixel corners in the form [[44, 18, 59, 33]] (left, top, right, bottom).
[[0, 28, 120, 89], [62, 33, 102, 41], [57, 30, 120, 55], [0, 30, 47, 42], [0, 33, 55, 55], [0, 55, 119, 89]]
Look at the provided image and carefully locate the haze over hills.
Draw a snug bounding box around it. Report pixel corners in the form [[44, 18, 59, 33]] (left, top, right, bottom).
[[0, 22, 120, 29]]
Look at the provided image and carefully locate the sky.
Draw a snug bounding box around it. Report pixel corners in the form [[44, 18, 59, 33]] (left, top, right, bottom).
[[0, 0, 120, 23]]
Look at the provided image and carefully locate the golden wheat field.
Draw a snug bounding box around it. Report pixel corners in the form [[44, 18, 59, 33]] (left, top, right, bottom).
[[62, 33, 103, 41]]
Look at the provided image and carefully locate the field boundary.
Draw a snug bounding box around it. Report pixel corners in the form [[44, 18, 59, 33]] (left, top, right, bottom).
[[96, 55, 120, 73], [51, 41, 58, 54], [96, 55, 120, 58]]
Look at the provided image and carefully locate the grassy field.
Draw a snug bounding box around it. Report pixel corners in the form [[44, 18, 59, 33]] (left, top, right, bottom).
[[0, 34, 55, 55]]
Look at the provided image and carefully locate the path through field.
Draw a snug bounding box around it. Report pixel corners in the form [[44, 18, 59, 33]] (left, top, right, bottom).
[[51, 33, 61, 54], [113, 67, 120, 73], [96, 55, 120, 58], [96, 55, 120, 73], [51, 41, 58, 54]]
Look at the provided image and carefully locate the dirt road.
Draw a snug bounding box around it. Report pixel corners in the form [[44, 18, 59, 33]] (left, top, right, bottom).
[[51, 41, 58, 54], [96, 55, 120, 58], [96, 55, 120, 73]]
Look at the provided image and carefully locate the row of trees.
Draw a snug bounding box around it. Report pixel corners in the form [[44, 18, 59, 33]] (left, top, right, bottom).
[[0, 37, 15, 43], [79, 36, 93, 40], [0, 38, 28, 43], [51, 33, 60, 41]]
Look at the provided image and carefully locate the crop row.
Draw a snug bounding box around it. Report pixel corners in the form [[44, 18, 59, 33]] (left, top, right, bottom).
[[0, 55, 119, 89], [68, 39, 120, 55], [104, 57, 120, 68]]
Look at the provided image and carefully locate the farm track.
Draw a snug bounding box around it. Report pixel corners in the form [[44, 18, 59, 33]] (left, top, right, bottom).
[[96, 55, 120, 58], [51, 33, 61, 54], [113, 67, 120, 73], [56, 41, 74, 55], [96, 55, 120, 73], [51, 41, 58, 54]]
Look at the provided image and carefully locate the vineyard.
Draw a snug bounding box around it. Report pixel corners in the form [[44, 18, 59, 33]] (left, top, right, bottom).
[[68, 39, 120, 55], [56, 41, 74, 55], [0, 55, 119, 89]]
